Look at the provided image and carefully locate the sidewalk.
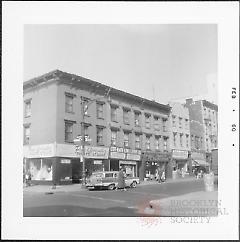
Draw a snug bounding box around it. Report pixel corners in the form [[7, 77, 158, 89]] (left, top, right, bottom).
[[23, 176, 200, 194]]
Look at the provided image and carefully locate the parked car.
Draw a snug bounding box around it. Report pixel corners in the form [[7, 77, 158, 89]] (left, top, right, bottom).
[[86, 171, 140, 190]]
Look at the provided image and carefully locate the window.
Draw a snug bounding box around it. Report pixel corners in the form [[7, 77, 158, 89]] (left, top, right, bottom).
[[173, 132, 177, 147], [111, 130, 117, 146], [179, 117, 182, 129], [155, 136, 160, 150], [105, 173, 113, 178], [162, 118, 167, 132], [145, 114, 151, 128], [82, 98, 89, 116], [97, 127, 104, 145], [123, 109, 130, 124], [96, 102, 104, 119], [191, 135, 194, 146], [146, 135, 151, 150], [163, 137, 168, 151], [83, 124, 89, 139], [24, 99, 32, 117], [65, 121, 73, 142], [124, 132, 130, 148], [24, 125, 30, 144], [111, 106, 117, 122], [185, 119, 189, 129], [135, 134, 141, 149], [154, 116, 160, 130], [180, 134, 183, 147], [134, 112, 141, 127], [200, 137, 203, 148], [65, 94, 74, 113], [186, 134, 189, 148], [172, 115, 176, 127]]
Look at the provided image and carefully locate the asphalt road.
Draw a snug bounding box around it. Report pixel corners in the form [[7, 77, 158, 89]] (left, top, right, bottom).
[[23, 179, 211, 217]]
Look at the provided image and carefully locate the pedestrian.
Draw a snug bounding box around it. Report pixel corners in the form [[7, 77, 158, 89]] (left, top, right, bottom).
[[160, 169, 166, 182], [157, 167, 162, 183], [116, 167, 127, 191], [26, 170, 32, 186]]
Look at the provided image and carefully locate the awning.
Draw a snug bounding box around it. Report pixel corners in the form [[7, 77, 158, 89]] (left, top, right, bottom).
[[192, 159, 209, 167]]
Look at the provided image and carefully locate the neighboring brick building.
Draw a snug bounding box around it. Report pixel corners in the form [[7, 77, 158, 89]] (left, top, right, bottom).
[[168, 102, 191, 174], [185, 98, 218, 168], [23, 70, 171, 184]]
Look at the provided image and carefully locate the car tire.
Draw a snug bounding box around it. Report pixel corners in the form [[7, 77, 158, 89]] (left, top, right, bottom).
[[131, 181, 137, 188], [108, 184, 115, 190]]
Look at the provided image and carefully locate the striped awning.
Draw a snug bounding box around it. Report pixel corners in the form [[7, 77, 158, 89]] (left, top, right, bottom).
[[192, 159, 209, 167]]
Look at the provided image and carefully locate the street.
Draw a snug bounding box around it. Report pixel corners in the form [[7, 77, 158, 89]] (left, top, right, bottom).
[[23, 179, 218, 217]]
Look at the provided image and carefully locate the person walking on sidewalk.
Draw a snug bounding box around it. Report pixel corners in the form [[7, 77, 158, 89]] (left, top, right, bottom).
[[116, 167, 127, 191]]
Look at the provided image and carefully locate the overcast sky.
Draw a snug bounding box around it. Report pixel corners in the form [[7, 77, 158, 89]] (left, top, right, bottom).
[[24, 24, 217, 104]]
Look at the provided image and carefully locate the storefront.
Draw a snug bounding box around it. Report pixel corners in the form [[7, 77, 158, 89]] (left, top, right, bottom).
[[191, 151, 210, 173], [23, 143, 109, 184], [141, 151, 170, 181], [84, 146, 110, 176], [109, 147, 141, 177], [171, 149, 189, 172]]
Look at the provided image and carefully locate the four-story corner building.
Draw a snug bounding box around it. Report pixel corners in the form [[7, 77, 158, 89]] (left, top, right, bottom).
[[23, 70, 171, 184]]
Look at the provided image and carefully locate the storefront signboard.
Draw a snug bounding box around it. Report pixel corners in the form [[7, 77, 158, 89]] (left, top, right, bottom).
[[94, 160, 102, 165], [84, 146, 109, 159], [110, 147, 141, 160], [191, 152, 205, 160], [172, 149, 188, 160], [24, 143, 55, 158], [61, 159, 71, 164], [142, 151, 170, 162], [119, 160, 137, 165]]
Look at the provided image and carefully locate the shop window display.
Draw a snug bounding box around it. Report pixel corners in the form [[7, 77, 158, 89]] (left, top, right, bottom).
[[29, 158, 53, 181]]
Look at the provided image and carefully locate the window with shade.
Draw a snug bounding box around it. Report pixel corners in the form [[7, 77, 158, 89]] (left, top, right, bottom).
[[154, 116, 160, 130], [180, 134, 183, 147], [123, 108, 130, 124], [162, 118, 167, 132], [173, 132, 177, 147], [24, 124, 30, 144], [111, 130, 117, 146], [145, 114, 151, 129], [96, 102, 104, 119], [24, 99, 32, 117], [134, 112, 141, 127], [65, 94, 74, 113], [146, 135, 151, 150], [186, 134, 189, 148], [97, 127, 104, 145], [163, 137, 168, 151], [111, 106, 117, 122], [82, 98, 89, 116], [124, 132, 130, 148], [155, 136, 160, 150], [135, 134, 141, 149], [65, 121, 74, 142]]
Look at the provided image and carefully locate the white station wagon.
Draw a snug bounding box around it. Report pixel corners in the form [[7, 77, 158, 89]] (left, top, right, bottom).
[[86, 171, 140, 190]]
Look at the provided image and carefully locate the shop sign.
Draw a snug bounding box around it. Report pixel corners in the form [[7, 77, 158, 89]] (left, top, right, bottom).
[[126, 153, 141, 161], [142, 151, 169, 162], [119, 160, 137, 165], [61, 159, 71, 164], [110, 147, 141, 161], [84, 146, 109, 159], [172, 149, 188, 159], [110, 152, 125, 159], [191, 152, 205, 160], [25, 144, 55, 158], [94, 160, 102, 165]]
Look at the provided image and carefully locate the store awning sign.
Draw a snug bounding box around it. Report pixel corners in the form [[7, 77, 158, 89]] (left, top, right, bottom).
[[84, 146, 109, 159], [110, 147, 141, 160], [172, 150, 188, 159]]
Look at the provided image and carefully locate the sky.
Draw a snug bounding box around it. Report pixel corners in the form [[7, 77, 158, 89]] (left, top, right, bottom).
[[24, 24, 218, 104]]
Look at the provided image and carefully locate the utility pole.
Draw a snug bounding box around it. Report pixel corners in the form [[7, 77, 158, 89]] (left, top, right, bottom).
[[81, 96, 86, 187]]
